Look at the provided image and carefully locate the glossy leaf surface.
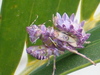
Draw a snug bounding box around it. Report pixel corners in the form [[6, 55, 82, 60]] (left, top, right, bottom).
[[23, 22, 100, 75], [0, 0, 36, 75], [81, 0, 99, 20]]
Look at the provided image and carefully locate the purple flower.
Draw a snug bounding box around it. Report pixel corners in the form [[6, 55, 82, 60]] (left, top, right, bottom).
[[53, 13, 90, 48]]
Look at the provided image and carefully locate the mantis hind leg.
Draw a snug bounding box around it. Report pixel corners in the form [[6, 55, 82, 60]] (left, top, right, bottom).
[[52, 55, 56, 75]]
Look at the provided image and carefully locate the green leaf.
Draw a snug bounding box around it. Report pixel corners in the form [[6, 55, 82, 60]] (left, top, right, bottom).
[[22, 22, 100, 75], [81, 0, 99, 20], [55, 0, 80, 15], [0, 0, 36, 75], [87, 23, 100, 42], [0, 0, 80, 75]]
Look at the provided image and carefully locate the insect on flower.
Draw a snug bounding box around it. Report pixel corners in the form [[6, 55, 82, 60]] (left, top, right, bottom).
[[26, 13, 95, 75]]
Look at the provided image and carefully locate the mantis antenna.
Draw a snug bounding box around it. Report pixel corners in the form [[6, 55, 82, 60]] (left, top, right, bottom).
[[43, 20, 51, 25], [30, 15, 38, 26]]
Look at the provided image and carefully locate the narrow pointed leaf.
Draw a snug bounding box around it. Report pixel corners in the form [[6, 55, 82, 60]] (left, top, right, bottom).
[[81, 0, 99, 20], [0, 0, 37, 75], [87, 24, 100, 42]]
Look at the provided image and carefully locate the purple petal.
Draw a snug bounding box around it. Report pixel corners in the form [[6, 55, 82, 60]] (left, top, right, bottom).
[[57, 19, 63, 26], [80, 21, 85, 27], [56, 12, 61, 19], [84, 33, 91, 40], [40, 24, 46, 32], [62, 13, 69, 20], [70, 13, 75, 21], [78, 29, 83, 33], [70, 25, 74, 29]]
